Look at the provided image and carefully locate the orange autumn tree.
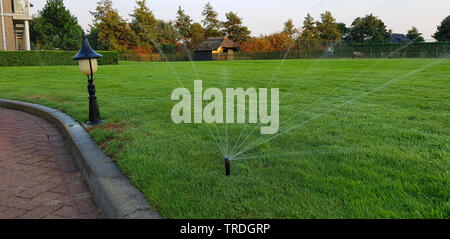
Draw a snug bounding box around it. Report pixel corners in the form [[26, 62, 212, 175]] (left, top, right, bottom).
[[240, 37, 272, 52], [241, 33, 293, 53], [265, 33, 293, 51]]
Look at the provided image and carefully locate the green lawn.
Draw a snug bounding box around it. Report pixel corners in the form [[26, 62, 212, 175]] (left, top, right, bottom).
[[0, 59, 449, 218]]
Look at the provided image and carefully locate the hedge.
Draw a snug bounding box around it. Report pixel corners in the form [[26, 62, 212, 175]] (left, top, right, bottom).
[[119, 52, 192, 62], [0, 50, 118, 67]]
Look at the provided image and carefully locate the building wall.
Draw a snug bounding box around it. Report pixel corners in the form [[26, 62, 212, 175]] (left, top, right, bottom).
[[2, 0, 12, 13], [0, 0, 17, 50], [194, 51, 213, 61]]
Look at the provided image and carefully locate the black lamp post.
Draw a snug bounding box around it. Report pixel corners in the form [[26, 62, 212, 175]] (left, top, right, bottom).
[[73, 32, 103, 125]]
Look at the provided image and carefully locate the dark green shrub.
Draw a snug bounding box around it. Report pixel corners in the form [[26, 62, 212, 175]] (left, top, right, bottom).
[[0, 50, 118, 67]]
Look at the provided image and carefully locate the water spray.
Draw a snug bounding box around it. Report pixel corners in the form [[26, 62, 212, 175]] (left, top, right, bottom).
[[224, 158, 231, 176]]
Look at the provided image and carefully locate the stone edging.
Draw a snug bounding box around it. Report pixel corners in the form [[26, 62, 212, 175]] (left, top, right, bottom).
[[0, 99, 162, 219]]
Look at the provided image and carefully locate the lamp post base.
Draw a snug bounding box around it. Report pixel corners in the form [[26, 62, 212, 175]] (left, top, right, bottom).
[[83, 120, 105, 127], [87, 72, 102, 126]]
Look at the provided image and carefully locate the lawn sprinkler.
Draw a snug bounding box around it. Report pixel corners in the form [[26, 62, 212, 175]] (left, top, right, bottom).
[[225, 158, 231, 176]]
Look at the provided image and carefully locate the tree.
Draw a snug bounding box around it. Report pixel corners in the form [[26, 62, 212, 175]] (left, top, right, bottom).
[[337, 22, 350, 40], [407, 26, 425, 42], [201, 2, 222, 37], [222, 11, 251, 43], [29, 15, 41, 48], [433, 15, 450, 42], [190, 23, 205, 48], [175, 6, 193, 42], [282, 19, 299, 39], [298, 13, 320, 49], [240, 36, 272, 52], [299, 13, 319, 40], [266, 33, 291, 51], [30, 0, 82, 50], [317, 11, 341, 41], [348, 14, 389, 43], [86, 26, 104, 50], [91, 0, 133, 51], [155, 20, 180, 54], [130, 0, 158, 47]]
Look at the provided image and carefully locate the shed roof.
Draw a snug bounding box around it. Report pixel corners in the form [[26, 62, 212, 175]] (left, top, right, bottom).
[[390, 33, 411, 43], [194, 37, 240, 51]]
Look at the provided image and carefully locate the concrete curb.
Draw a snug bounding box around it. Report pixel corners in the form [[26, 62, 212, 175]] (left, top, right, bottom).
[[0, 99, 162, 219]]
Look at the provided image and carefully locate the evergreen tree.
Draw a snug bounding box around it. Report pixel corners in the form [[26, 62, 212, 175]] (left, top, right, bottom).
[[317, 11, 341, 41], [348, 14, 389, 43], [175, 6, 193, 41], [190, 23, 206, 48], [299, 13, 319, 40], [337, 22, 350, 40], [298, 13, 320, 49], [433, 15, 450, 42], [86, 26, 104, 50], [29, 15, 41, 48], [90, 0, 133, 51], [222, 11, 251, 43], [407, 26, 425, 42], [282, 19, 299, 39], [130, 0, 158, 47], [91, 0, 113, 27], [201, 2, 222, 37], [30, 0, 82, 50], [155, 20, 179, 54]]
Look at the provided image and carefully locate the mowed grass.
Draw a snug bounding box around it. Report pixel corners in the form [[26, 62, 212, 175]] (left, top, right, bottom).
[[0, 59, 448, 218]]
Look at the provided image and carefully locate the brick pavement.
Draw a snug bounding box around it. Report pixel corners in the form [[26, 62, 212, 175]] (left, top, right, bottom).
[[0, 107, 102, 219]]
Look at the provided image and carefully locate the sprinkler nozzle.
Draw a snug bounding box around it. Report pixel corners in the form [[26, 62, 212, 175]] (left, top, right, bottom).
[[225, 158, 231, 176]]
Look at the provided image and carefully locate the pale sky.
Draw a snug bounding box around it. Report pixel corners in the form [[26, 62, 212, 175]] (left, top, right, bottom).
[[30, 0, 450, 40]]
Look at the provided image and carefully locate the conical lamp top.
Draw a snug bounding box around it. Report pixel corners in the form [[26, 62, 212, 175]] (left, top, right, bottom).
[[72, 32, 103, 60]]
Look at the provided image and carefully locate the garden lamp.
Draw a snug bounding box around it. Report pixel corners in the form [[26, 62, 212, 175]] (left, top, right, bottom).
[[73, 31, 103, 125]]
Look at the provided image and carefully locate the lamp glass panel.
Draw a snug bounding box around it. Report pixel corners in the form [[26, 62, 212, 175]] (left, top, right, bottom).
[[78, 59, 98, 76]]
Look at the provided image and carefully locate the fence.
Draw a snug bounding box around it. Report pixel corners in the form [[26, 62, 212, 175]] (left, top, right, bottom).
[[234, 41, 450, 60], [213, 52, 235, 61], [119, 40, 450, 62], [347, 42, 450, 58]]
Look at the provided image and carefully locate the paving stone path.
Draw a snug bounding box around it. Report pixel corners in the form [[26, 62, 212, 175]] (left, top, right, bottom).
[[0, 107, 102, 219]]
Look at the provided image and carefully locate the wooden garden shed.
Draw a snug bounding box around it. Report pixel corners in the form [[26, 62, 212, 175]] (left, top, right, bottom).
[[194, 37, 240, 61]]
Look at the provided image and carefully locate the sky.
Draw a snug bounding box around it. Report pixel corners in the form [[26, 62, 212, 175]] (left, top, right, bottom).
[[30, 0, 450, 40]]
